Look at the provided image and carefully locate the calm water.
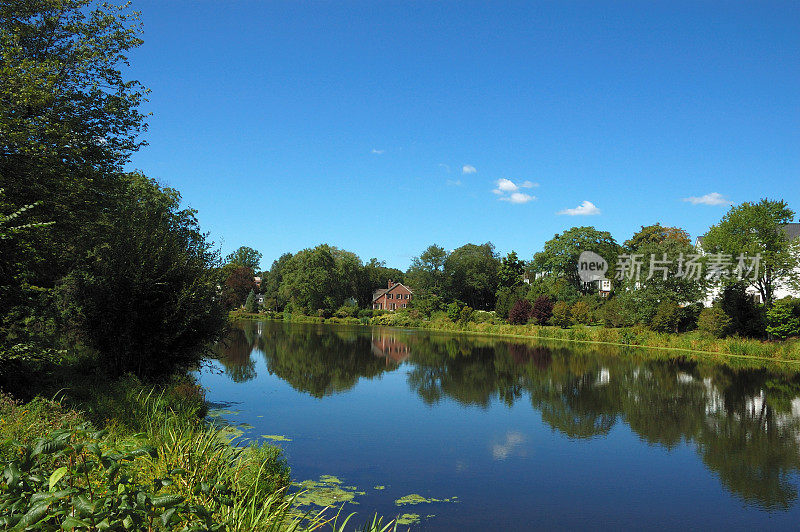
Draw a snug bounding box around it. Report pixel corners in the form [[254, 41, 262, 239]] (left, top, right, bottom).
[[198, 320, 800, 530]]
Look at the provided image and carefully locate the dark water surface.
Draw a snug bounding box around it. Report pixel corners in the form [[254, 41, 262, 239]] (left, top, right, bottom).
[[198, 320, 800, 530]]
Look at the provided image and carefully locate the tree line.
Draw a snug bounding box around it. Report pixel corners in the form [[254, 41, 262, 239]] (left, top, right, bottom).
[[225, 198, 800, 339]]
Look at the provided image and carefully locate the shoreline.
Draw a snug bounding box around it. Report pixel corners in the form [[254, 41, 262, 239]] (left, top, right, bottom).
[[230, 310, 800, 368]]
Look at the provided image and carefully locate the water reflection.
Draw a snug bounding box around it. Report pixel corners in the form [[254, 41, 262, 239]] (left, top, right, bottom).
[[215, 320, 800, 510]]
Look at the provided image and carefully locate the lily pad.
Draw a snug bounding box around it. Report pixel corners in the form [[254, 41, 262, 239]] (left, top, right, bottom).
[[374, 485, 386, 490]]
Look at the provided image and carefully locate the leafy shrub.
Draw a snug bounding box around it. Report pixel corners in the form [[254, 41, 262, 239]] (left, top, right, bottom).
[[0, 425, 217, 531], [530, 296, 553, 325], [446, 302, 462, 322], [551, 301, 572, 328], [495, 286, 528, 323], [601, 298, 630, 328], [335, 305, 357, 318], [676, 303, 703, 332], [766, 298, 800, 340], [650, 300, 680, 333], [459, 305, 474, 323], [718, 283, 765, 338], [698, 307, 733, 338], [570, 301, 591, 325], [508, 299, 532, 325]]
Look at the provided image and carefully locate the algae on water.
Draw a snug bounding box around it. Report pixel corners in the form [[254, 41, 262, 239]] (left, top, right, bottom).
[[395, 493, 459, 506], [292, 475, 365, 509], [396, 513, 421, 525], [261, 434, 292, 442]]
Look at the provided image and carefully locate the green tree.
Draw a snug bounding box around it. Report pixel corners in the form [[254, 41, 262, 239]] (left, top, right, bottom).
[[406, 244, 448, 296], [444, 242, 500, 310], [650, 300, 680, 333], [697, 307, 733, 338], [532, 227, 620, 296], [616, 224, 707, 325], [551, 301, 572, 328], [1, 0, 147, 289], [702, 199, 799, 306], [57, 174, 225, 377], [226, 246, 262, 272], [765, 298, 800, 340], [498, 251, 525, 289], [279, 245, 339, 313], [244, 290, 257, 313]]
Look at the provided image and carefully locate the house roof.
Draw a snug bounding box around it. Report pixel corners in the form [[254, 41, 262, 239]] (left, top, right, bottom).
[[372, 282, 414, 301]]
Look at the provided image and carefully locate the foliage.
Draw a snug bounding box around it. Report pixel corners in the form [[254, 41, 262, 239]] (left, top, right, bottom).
[[406, 245, 447, 297], [551, 301, 572, 328], [532, 226, 620, 296], [244, 290, 258, 314], [56, 174, 226, 378], [601, 297, 631, 328], [508, 299, 532, 325], [446, 302, 462, 322], [765, 298, 800, 340], [494, 285, 527, 322], [570, 301, 591, 325], [443, 242, 500, 310], [226, 246, 263, 272], [497, 251, 525, 289], [702, 199, 799, 306], [650, 301, 680, 333], [530, 296, 554, 325], [717, 283, 765, 338], [698, 307, 733, 338]]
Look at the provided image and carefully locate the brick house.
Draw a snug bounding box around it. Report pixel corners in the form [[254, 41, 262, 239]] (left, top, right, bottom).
[[372, 280, 413, 311]]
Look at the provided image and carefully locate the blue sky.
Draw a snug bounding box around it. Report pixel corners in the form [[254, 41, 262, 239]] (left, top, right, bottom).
[[125, 1, 800, 271]]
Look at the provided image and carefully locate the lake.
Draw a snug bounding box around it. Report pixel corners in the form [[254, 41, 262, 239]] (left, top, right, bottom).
[[198, 320, 800, 530]]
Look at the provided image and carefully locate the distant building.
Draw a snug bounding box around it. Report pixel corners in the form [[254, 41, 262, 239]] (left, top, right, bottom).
[[696, 222, 800, 305], [372, 280, 413, 311]]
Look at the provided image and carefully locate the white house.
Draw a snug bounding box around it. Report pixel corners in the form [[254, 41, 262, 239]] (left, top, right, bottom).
[[695, 223, 800, 306]]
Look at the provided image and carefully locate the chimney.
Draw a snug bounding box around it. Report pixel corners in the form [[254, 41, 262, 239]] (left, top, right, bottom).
[[388, 279, 393, 289]]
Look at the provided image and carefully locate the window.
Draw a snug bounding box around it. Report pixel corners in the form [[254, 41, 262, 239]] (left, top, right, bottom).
[[402, 303, 407, 308], [387, 293, 392, 299]]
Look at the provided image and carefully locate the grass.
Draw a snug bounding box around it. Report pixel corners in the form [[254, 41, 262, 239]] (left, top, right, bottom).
[[0, 353, 400, 531]]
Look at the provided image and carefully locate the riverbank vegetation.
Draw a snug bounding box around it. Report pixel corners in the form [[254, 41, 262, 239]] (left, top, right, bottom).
[[0, 1, 398, 529], [226, 206, 799, 349]]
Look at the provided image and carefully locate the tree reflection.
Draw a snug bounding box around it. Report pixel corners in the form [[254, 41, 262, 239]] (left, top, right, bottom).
[[219, 320, 800, 509]]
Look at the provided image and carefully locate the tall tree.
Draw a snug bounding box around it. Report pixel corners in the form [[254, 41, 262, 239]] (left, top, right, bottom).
[[702, 199, 799, 306], [498, 251, 526, 289], [226, 246, 262, 272], [532, 226, 620, 296], [444, 242, 500, 310], [406, 244, 448, 296]]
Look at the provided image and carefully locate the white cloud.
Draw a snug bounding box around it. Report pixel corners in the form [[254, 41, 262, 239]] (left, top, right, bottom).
[[495, 178, 518, 193], [493, 179, 538, 204], [491, 431, 526, 460], [462, 164, 477, 174], [500, 192, 535, 204], [371, 149, 385, 154], [446, 179, 462, 186], [438, 163, 451, 173], [558, 200, 601, 216], [683, 192, 733, 206]]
